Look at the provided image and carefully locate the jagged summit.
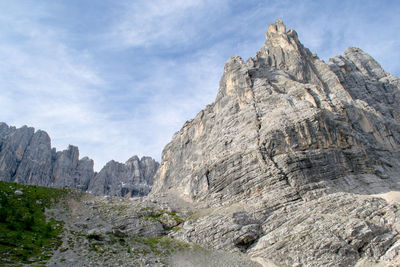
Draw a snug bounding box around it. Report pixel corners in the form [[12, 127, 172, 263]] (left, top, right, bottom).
[[0, 122, 159, 197], [266, 18, 286, 35], [154, 19, 400, 203], [264, 18, 300, 51], [151, 20, 400, 266]]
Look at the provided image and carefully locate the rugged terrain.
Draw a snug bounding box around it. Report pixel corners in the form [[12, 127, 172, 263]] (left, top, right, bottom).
[[151, 19, 400, 266], [0, 123, 159, 197], [0, 181, 260, 267], [1, 19, 400, 266]]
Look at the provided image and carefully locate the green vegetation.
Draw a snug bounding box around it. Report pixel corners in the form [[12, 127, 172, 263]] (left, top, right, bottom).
[[130, 235, 190, 256], [87, 232, 103, 241], [164, 210, 184, 224], [139, 209, 184, 226], [0, 181, 68, 265]]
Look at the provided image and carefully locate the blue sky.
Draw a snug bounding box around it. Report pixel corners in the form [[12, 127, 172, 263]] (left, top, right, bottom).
[[1, 0, 399, 170]]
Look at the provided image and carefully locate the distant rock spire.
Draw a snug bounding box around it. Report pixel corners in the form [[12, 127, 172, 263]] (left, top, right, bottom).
[[266, 18, 287, 37], [0, 122, 159, 196]]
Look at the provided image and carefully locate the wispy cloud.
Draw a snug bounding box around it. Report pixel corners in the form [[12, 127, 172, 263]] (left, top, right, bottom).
[[0, 2, 108, 168], [0, 1, 227, 170], [109, 0, 228, 49]]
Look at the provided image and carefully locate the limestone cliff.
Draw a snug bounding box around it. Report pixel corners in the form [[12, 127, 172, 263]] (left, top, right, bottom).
[[0, 122, 159, 196], [151, 19, 400, 266]]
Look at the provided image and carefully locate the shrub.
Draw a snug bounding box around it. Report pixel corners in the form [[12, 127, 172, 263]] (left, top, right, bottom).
[[0, 181, 67, 264]]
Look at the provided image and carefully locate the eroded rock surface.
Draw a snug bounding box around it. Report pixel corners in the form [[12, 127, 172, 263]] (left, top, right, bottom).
[[151, 19, 400, 266]]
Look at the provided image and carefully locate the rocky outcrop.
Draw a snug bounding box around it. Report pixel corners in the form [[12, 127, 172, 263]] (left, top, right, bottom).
[[87, 156, 159, 197], [152, 19, 400, 266], [0, 122, 159, 196]]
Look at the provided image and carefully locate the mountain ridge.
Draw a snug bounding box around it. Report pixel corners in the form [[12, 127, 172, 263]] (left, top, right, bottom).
[[0, 122, 159, 197]]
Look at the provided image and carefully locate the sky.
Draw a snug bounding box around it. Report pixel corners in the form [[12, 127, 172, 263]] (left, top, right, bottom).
[[0, 0, 399, 170]]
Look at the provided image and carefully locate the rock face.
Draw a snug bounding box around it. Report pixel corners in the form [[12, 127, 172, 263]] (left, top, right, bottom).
[[0, 122, 158, 196], [152, 19, 400, 266], [87, 156, 159, 197]]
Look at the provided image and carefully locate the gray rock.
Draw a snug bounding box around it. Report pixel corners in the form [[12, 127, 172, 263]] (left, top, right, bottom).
[[158, 213, 179, 229], [14, 189, 23, 195], [2, 18, 400, 267], [111, 213, 165, 238], [173, 211, 262, 253]]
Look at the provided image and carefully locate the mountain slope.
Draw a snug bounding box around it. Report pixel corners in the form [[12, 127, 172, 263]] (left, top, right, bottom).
[[0, 181, 261, 267], [151, 19, 400, 266]]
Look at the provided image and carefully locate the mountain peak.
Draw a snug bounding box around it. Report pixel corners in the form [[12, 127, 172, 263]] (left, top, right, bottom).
[[151, 19, 400, 265], [266, 18, 286, 36], [263, 19, 300, 52]]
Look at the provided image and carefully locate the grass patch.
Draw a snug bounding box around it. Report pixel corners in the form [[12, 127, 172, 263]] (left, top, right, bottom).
[[0, 181, 69, 264], [164, 211, 184, 224], [130, 236, 190, 256], [166, 226, 182, 231], [139, 209, 184, 228]]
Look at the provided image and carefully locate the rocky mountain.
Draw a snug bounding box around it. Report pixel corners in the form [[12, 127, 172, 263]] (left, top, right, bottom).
[[2, 18, 400, 267], [150, 19, 400, 266], [0, 122, 158, 196]]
